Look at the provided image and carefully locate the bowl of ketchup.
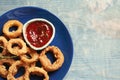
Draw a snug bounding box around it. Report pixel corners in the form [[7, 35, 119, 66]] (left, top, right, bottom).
[[23, 18, 55, 50]]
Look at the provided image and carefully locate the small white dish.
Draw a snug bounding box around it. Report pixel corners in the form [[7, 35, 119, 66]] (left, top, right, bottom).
[[23, 18, 55, 50]]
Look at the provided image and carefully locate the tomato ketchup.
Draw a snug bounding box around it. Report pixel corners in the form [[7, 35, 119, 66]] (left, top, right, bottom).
[[26, 21, 53, 47]]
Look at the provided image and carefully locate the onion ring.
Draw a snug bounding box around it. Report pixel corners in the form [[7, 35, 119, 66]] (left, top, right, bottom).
[[20, 47, 38, 63], [25, 67, 49, 80], [7, 61, 29, 80], [0, 36, 8, 55], [39, 46, 64, 72], [0, 59, 15, 78], [7, 38, 27, 56], [3, 20, 23, 38]]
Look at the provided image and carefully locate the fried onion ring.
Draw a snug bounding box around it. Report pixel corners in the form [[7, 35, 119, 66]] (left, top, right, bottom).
[[0, 36, 8, 55], [7, 38, 27, 56], [39, 46, 64, 72], [7, 61, 29, 80], [20, 47, 38, 63], [25, 67, 49, 80], [3, 20, 23, 38], [0, 59, 15, 78]]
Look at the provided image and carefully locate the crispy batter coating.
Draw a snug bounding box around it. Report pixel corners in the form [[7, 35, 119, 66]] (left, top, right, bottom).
[[20, 47, 39, 63], [7, 38, 27, 56], [0, 36, 8, 55], [0, 59, 15, 78], [26, 67, 49, 80], [7, 61, 29, 80], [3, 20, 23, 38], [39, 46, 64, 72]]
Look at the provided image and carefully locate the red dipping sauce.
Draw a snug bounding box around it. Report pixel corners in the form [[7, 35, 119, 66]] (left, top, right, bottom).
[[26, 21, 53, 47]]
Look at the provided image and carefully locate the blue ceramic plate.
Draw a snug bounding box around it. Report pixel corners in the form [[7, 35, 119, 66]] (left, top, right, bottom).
[[0, 7, 73, 80]]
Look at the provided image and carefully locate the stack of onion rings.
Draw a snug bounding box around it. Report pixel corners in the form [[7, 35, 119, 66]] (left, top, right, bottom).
[[0, 19, 64, 80]]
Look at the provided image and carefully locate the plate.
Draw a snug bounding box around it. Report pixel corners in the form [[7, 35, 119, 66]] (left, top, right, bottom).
[[0, 6, 73, 80]]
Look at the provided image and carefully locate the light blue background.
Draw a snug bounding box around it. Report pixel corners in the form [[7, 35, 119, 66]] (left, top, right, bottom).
[[0, 0, 120, 80]]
